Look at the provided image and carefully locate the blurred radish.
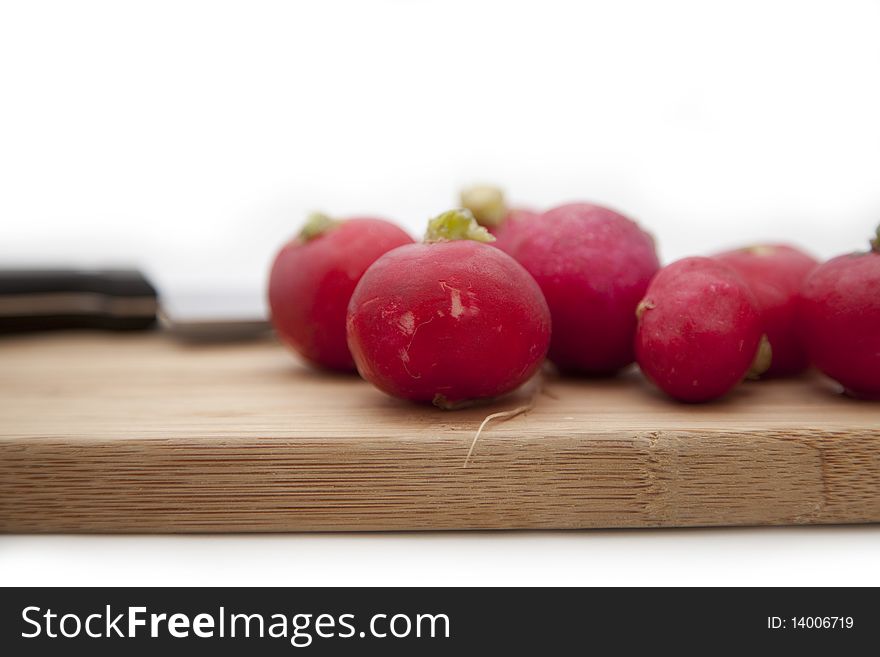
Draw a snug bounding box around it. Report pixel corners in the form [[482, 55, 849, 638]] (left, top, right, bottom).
[[635, 257, 768, 402], [798, 226, 880, 399], [459, 184, 540, 253], [504, 202, 660, 375], [715, 244, 818, 377], [269, 213, 413, 371]]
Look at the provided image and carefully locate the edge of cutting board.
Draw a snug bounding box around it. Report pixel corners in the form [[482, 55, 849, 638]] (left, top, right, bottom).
[[1, 334, 878, 532]]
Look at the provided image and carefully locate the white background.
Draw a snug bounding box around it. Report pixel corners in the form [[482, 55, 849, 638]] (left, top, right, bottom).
[[2, 0, 879, 586]]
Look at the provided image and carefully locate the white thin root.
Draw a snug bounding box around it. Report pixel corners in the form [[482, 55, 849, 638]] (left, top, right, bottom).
[[462, 375, 543, 468]]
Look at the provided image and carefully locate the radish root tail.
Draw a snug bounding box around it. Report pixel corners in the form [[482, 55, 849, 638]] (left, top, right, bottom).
[[463, 374, 543, 468]]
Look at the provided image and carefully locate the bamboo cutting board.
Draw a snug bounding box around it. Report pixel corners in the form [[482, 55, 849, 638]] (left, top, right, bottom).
[[0, 333, 878, 533]]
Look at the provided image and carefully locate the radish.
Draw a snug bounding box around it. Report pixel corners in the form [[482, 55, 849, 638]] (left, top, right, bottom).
[[635, 257, 769, 402], [346, 209, 551, 407], [268, 213, 413, 371], [459, 184, 539, 253], [500, 202, 660, 375], [798, 226, 880, 399], [715, 244, 818, 377]]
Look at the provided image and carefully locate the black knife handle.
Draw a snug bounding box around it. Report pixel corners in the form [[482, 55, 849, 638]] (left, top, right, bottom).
[[0, 269, 158, 333]]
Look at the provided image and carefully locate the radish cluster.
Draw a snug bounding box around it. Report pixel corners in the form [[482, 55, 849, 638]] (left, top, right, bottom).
[[268, 189, 880, 406]]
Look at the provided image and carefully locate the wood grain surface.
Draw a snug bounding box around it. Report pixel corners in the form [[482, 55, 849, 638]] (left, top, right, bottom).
[[1, 333, 878, 532]]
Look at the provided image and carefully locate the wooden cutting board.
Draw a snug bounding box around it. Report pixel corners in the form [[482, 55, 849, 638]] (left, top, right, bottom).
[[1, 333, 878, 532]]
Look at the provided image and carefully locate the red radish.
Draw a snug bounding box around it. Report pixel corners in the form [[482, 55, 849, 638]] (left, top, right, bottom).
[[500, 202, 660, 374], [715, 244, 818, 377], [268, 213, 413, 371], [459, 184, 540, 253], [346, 209, 551, 407], [635, 257, 769, 402], [798, 226, 880, 399]]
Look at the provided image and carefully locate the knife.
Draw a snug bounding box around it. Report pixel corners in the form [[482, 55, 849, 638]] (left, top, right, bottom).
[[0, 269, 271, 342]]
